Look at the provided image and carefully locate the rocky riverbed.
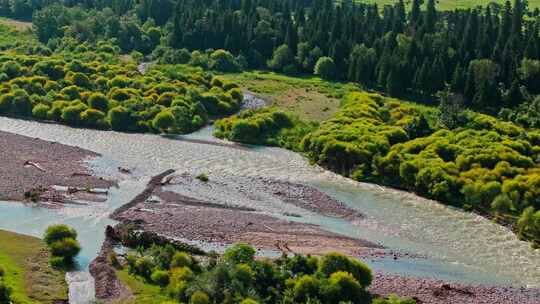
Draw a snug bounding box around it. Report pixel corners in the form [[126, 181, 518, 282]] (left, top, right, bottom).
[[0, 130, 114, 204], [112, 170, 381, 257], [370, 273, 540, 304]]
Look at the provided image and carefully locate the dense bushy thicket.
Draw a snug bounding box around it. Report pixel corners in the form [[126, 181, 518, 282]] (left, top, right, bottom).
[[9, 0, 540, 113], [214, 107, 315, 149], [0, 53, 242, 133], [301, 92, 434, 178], [301, 92, 540, 247], [122, 243, 414, 304]]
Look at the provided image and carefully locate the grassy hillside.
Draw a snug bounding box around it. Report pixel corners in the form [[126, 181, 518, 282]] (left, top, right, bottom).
[[0, 230, 67, 303]]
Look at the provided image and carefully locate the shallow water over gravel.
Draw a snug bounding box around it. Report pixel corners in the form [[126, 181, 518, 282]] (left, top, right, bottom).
[[0, 116, 538, 291]]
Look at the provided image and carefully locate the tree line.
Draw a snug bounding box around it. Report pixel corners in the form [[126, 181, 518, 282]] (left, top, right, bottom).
[[1, 0, 539, 113]]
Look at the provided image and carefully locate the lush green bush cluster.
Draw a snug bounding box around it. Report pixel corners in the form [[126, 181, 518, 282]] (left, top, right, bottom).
[[0, 53, 243, 133], [214, 108, 315, 149], [300, 92, 540, 247], [43, 225, 81, 268], [123, 243, 413, 304], [301, 92, 434, 177]]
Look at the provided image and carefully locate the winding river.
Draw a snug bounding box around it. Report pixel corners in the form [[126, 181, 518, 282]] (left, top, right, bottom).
[[0, 111, 539, 302]]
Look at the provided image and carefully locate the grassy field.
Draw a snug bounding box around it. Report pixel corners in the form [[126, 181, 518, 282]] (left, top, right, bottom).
[[220, 71, 359, 122], [353, 0, 540, 10], [0, 230, 68, 304], [0, 18, 34, 48], [114, 270, 171, 304], [0, 18, 32, 31]]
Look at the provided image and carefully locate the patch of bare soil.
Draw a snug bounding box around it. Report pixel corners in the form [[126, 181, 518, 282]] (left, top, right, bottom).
[[0, 131, 114, 202]]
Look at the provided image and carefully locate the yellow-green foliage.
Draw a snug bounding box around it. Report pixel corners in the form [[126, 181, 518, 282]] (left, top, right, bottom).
[[0, 53, 243, 134], [301, 92, 540, 246], [301, 92, 432, 177], [214, 107, 315, 149]]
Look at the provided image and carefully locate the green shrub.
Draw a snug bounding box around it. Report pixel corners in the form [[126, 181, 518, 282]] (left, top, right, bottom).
[[135, 257, 155, 280], [292, 275, 320, 302], [318, 253, 372, 287], [60, 85, 82, 100], [0, 265, 4, 277], [170, 252, 193, 269], [32, 103, 50, 120], [321, 271, 369, 304], [233, 263, 254, 285], [44, 224, 78, 245], [49, 256, 66, 268], [209, 49, 239, 72], [223, 244, 256, 264], [12, 89, 32, 116], [108, 106, 132, 131], [88, 93, 109, 112], [68, 72, 91, 88], [151, 270, 170, 288], [169, 266, 193, 285], [1, 61, 22, 78], [314, 57, 336, 80], [153, 110, 175, 132], [81, 108, 106, 128], [61, 103, 87, 125], [285, 254, 317, 275], [517, 207, 540, 248], [215, 108, 304, 147], [0, 94, 13, 113], [50, 238, 81, 260], [189, 291, 210, 304]]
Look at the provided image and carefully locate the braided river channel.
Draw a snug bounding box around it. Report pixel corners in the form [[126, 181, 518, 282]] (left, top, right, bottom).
[[0, 112, 538, 303]]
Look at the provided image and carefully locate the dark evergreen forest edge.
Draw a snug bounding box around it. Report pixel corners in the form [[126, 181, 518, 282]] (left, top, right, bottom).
[[0, 0, 538, 247]]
